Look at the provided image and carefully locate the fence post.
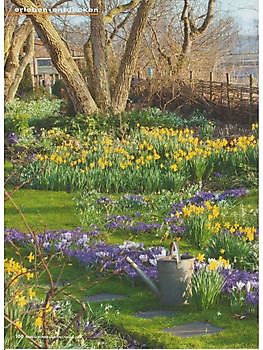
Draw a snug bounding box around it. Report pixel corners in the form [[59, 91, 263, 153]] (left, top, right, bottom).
[[189, 70, 193, 87], [209, 72, 213, 101], [249, 74, 253, 122], [220, 82, 223, 105], [249, 74, 253, 105], [226, 73, 230, 109]]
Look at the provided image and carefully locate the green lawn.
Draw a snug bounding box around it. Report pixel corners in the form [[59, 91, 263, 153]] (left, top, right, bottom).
[[4, 188, 78, 232], [4, 188, 259, 349]]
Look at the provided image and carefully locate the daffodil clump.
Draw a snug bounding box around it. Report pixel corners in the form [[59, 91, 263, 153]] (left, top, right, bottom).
[[205, 223, 258, 271], [193, 252, 258, 313], [175, 201, 221, 248], [208, 221, 257, 241], [191, 256, 227, 311], [17, 123, 258, 193]]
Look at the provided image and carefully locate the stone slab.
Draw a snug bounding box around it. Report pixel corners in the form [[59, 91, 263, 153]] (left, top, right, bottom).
[[164, 321, 223, 338], [135, 310, 176, 319], [85, 293, 127, 302]]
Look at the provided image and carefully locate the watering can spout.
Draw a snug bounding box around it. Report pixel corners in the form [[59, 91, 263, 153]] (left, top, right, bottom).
[[126, 257, 160, 297]]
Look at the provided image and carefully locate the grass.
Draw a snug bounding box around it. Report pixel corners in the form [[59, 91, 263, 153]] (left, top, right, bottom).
[[4, 188, 259, 349], [4, 188, 78, 232]]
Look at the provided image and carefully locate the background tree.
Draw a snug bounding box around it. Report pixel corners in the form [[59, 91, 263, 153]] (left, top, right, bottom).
[[10, 0, 155, 114], [4, 0, 35, 101]]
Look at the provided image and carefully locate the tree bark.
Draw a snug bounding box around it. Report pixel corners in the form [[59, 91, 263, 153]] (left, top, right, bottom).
[[83, 38, 96, 97], [11, 0, 98, 115], [7, 31, 35, 101], [4, 19, 33, 101], [4, 14, 18, 64], [112, 0, 155, 113], [90, 0, 111, 110]]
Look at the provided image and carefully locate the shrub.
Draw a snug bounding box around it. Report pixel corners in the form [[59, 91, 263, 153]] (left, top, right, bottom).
[[52, 79, 66, 99], [5, 98, 62, 135], [16, 64, 33, 97], [124, 108, 209, 130]]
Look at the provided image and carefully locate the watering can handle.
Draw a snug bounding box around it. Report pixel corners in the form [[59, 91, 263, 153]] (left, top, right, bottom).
[[170, 242, 181, 262]]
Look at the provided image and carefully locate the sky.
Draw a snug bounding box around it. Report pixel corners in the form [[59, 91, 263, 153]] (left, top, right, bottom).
[[218, 0, 258, 33]]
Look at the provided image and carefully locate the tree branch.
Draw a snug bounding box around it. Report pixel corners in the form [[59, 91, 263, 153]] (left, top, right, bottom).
[[109, 11, 133, 41], [104, 0, 141, 24], [51, 0, 72, 9], [148, 20, 172, 67], [197, 0, 216, 34]]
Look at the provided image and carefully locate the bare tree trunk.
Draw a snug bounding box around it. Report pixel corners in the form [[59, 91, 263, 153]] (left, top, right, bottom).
[[83, 38, 96, 97], [90, 0, 111, 110], [7, 31, 35, 101], [4, 19, 33, 101], [112, 0, 155, 113], [11, 0, 98, 115]]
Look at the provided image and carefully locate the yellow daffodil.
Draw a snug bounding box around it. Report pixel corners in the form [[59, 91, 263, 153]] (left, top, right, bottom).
[[208, 259, 219, 271], [27, 252, 35, 263], [170, 164, 178, 172], [28, 288, 36, 300], [15, 320, 22, 329], [197, 253, 205, 263], [17, 296, 27, 307], [35, 317, 43, 328]]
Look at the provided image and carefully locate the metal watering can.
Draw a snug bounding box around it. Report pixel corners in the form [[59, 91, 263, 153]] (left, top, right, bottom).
[[126, 242, 195, 306]]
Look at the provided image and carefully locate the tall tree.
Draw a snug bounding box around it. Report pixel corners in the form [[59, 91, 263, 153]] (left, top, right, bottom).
[[177, 0, 216, 72], [10, 0, 155, 114]]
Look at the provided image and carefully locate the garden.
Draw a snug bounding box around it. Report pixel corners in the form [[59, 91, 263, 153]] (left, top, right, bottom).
[[4, 96, 259, 349]]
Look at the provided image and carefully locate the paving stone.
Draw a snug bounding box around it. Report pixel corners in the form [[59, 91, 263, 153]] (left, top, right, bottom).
[[135, 310, 176, 319], [85, 293, 127, 302], [164, 321, 223, 338]]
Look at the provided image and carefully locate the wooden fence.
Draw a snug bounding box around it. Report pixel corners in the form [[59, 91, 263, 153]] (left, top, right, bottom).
[[189, 71, 259, 110], [130, 70, 258, 120]]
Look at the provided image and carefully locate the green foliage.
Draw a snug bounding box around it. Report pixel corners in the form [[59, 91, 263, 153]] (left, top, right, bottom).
[[74, 190, 107, 227], [206, 232, 258, 271], [190, 267, 225, 311], [199, 120, 216, 139], [184, 215, 212, 249], [124, 108, 209, 130], [52, 79, 66, 99], [17, 64, 33, 97], [9, 121, 257, 193], [187, 156, 214, 183], [52, 108, 210, 139], [6, 112, 31, 137], [5, 97, 62, 135], [229, 286, 248, 314]]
